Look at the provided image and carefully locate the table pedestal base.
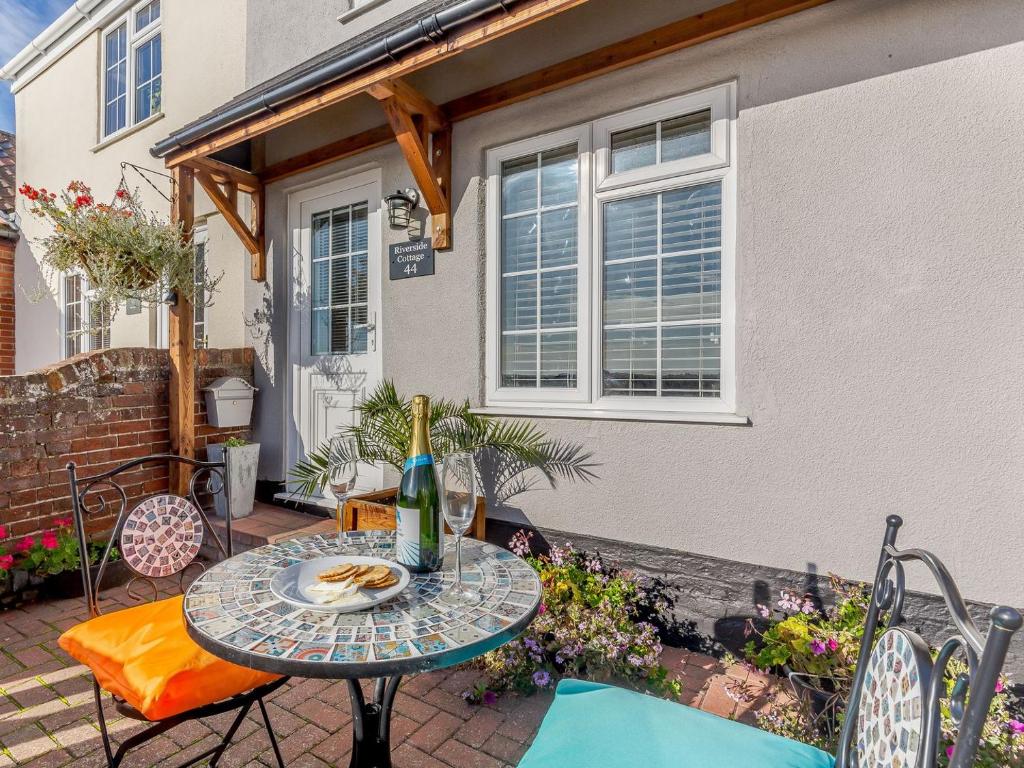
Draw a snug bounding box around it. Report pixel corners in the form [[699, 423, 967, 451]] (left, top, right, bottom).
[[346, 676, 403, 768]]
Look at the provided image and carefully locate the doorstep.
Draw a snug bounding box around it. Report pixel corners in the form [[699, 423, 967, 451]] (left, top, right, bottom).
[[206, 501, 336, 554]]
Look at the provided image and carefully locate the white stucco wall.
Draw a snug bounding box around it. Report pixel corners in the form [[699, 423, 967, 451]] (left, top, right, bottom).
[[250, 0, 1024, 609], [10, 0, 250, 373]]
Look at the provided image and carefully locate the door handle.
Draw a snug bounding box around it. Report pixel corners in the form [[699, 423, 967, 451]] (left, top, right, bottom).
[[367, 312, 377, 352]]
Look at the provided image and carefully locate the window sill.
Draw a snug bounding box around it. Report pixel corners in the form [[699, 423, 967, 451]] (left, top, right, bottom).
[[337, 0, 389, 23], [472, 405, 749, 425], [91, 112, 165, 153]]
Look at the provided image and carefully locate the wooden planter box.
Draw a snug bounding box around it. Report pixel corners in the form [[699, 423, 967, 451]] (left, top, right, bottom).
[[342, 488, 487, 541]]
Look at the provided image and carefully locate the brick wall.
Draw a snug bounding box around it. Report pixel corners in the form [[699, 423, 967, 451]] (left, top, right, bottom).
[[0, 347, 254, 539], [0, 236, 14, 376]]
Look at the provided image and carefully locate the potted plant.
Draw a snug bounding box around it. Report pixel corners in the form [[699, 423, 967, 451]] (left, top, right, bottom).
[[288, 381, 596, 523], [207, 437, 260, 519], [0, 518, 125, 608], [18, 180, 220, 311]]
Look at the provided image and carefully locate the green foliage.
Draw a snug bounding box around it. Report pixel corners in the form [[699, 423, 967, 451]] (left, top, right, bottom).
[[466, 531, 681, 703], [289, 381, 596, 499], [221, 437, 249, 448], [19, 180, 220, 314], [747, 577, 1024, 765], [1, 519, 119, 578]]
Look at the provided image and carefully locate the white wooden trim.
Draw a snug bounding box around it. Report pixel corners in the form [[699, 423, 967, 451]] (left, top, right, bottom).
[[485, 81, 737, 416]]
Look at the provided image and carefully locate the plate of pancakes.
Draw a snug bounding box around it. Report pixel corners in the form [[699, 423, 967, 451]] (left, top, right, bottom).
[[269, 555, 411, 613]]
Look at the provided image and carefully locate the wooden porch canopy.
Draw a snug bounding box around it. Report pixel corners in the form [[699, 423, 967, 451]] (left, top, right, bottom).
[[157, 0, 830, 489]]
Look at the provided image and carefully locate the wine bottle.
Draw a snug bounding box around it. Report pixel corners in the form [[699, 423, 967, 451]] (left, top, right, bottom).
[[395, 395, 443, 572]]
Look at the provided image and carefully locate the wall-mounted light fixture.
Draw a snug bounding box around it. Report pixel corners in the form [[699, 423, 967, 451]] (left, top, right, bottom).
[[384, 189, 418, 228]]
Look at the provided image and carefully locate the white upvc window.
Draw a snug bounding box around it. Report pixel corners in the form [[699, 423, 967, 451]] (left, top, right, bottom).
[[62, 274, 111, 358], [194, 226, 208, 349], [101, 0, 162, 138], [485, 82, 736, 419]]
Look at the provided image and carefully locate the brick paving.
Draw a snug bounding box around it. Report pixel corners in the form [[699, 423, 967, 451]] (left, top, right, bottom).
[[0, 586, 785, 767]]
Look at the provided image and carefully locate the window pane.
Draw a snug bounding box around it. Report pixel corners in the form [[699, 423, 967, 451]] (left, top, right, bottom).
[[662, 250, 720, 322], [611, 123, 656, 174], [103, 24, 127, 135], [351, 252, 368, 305], [540, 331, 576, 388], [662, 182, 721, 253], [311, 261, 329, 308], [604, 196, 657, 261], [603, 260, 656, 325], [135, 83, 152, 123], [502, 216, 537, 273], [330, 255, 350, 306], [540, 269, 576, 328], [312, 309, 330, 354], [136, 0, 160, 30], [312, 213, 330, 257], [331, 307, 349, 353], [331, 208, 351, 254], [501, 155, 537, 215], [661, 110, 711, 161], [603, 328, 656, 397], [661, 324, 720, 397], [352, 204, 368, 251], [350, 306, 368, 354], [540, 208, 576, 269], [502, 273, 537, 331], [501, 335, 537, 387], [540, 144, 577, 207]]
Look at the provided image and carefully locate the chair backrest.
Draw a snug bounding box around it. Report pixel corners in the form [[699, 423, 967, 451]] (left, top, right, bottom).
[[66, 454, 233, 618], [835, 515, 1022, 768]]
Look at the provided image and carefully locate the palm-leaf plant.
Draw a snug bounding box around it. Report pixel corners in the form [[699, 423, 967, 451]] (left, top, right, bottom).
[[290, 381, 597, 500]]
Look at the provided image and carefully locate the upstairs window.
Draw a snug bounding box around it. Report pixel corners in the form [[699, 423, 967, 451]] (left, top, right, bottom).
[[486, 83, 735, 417], [102, 0, 162, 138]]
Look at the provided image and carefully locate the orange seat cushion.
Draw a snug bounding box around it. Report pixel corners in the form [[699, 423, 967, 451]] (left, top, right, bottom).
[[59, 595, 280, 721]]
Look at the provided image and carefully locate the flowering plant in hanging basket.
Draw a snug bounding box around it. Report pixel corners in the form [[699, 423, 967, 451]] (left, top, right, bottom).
[[19, 180, 220, 309]]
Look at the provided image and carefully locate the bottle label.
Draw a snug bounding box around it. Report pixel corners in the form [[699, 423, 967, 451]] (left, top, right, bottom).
[[404, 454, 433, 471], [395, 504, 421, 565]]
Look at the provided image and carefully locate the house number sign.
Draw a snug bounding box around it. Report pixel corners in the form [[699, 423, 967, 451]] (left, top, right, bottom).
[[389, 239, 434, 280]]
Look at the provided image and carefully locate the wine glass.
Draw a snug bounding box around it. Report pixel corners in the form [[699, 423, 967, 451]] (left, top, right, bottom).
[[439, 451, 480, 605], [327, 437, 359, 545]]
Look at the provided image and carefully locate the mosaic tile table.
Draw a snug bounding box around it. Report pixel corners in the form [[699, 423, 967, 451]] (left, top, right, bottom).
[[184, 530, 541, 768]]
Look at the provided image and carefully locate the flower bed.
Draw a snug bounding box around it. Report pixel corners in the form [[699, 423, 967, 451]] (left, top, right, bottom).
[[465, 531, 681, 703]]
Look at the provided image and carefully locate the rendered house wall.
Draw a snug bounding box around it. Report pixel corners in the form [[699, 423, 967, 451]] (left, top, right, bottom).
[[250, 0, 1024, 615]]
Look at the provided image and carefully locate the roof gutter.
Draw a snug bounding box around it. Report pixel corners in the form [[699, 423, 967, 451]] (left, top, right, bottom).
[[151, 0, 524, 159], [0, 0, 110, 84]]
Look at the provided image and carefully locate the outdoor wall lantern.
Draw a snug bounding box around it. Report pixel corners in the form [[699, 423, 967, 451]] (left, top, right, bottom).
[[384, 189, 418, 228]]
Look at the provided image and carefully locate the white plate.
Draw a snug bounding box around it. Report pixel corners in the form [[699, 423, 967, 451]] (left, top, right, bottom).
[[270, 555, 411, 613]]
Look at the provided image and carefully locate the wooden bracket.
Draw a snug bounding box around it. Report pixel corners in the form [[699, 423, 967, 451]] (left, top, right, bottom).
[[368, 78, 447, 132], [378, 87, 452, 249], [194, 169, 266, 280], [189, 156, 261, 193]]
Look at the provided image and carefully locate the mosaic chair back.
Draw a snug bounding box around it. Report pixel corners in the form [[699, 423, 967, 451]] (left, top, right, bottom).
[[67, 454, 233, 617], [834, 514, 1022, 768], [517, 516, 1022, 768]]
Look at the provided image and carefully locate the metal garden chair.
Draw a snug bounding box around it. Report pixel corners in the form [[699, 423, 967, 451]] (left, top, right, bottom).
[[60, 454, 288, 768], [516, 514, 1023, 768]]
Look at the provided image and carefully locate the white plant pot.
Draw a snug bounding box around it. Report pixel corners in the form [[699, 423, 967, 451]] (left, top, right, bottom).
[[207, 443, 260, 519]]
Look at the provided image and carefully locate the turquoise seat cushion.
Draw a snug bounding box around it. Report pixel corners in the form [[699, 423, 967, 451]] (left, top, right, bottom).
[[518, 679, 835, 768]]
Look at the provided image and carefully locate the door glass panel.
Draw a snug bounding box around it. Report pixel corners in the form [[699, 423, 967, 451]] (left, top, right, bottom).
[[310, 202, 369, 355]]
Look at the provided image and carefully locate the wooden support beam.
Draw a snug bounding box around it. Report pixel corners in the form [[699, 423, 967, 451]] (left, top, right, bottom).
[[169, 166, 195, 495], [259, 124, 393, 184], [187, 156, 261, 193], [430, 125, 452, 249], [367, 78, 446, 131], [250, 184, 266, 281], [380, 97, 451, 249], [195, 169, 260, 257], [164, 0, 589, 167], [445, 0, 832, 120]]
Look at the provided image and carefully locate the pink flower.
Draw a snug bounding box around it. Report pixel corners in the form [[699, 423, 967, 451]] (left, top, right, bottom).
[[946, 745, 955, 758], [537, 602, 546, 616], [995, 679, 1005, 693], [54, 517, 72, 529], [41, 531, 58, 550], [756, 604, 770, 619], [810, 639, 827, 656], [15, 536, 34, 552], [0, 554, 12, 571], [0, 525, 7, 539], [827, 637, 838, 652], [1009, 720, 1024, 735]]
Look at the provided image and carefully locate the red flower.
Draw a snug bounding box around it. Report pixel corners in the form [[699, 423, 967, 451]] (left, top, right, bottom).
[[115, 188, 128, 199], [0, 554, 12, 572], [41, 531, 59, 550], [54, 517, 72, 529], [18, 183, 40, 202], [73, 194, 94, 209], [0, 525, 7, 539], [15, 536, 34, 552]]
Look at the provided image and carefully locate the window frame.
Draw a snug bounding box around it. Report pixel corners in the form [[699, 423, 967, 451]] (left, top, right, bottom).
[[485, 123, 593, 406], [60, 273, 112, 358], [485, 82, 737, 418], [193, 225, 208, 349], [100, 0, 162, 140]]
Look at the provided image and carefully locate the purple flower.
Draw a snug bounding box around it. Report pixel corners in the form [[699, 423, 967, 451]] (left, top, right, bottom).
[[995, 679, 1005, 693], [810, 639, 827, 656], [946, 745, 955, 758], [1009, 720, 1024, 735], [482, 691, 498, 706], [756, 604, 770, 619], [532, 670, 551, 688]]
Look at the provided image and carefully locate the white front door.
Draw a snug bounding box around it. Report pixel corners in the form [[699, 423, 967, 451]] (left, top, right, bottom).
[[288, 170, 384, 501]]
